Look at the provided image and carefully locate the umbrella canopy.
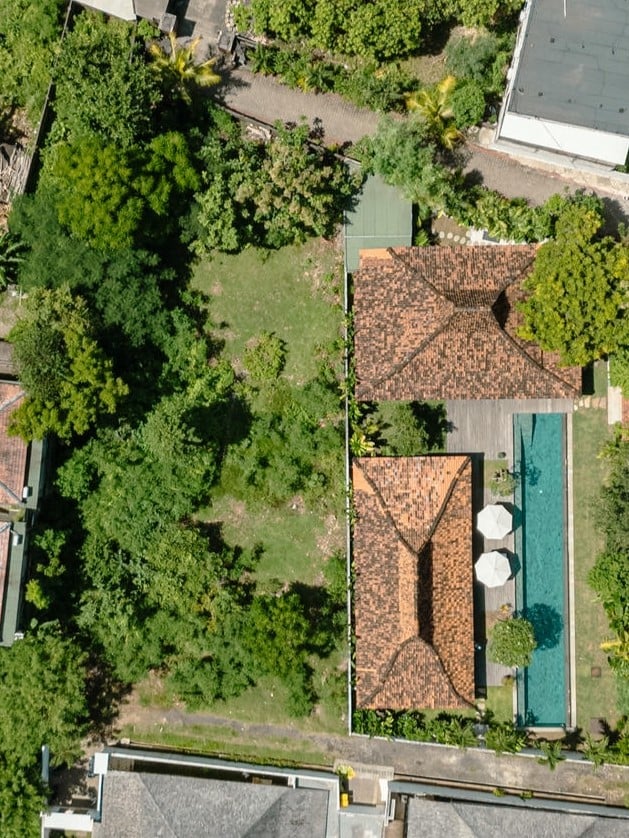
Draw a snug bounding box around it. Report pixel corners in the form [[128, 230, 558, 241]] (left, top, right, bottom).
[[477, 503, 512, 539], [475, 551, 511, 588]]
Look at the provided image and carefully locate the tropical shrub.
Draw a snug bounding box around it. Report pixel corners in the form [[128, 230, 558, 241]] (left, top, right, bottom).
[[488, 616, 537, 667]]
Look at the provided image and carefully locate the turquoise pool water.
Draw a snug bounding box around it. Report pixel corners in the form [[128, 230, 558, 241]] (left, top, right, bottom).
[[513, 413, 567, 727]]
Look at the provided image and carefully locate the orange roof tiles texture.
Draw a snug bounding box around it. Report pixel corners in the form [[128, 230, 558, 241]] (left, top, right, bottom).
[[0, 382, 27, 508], [353, 456, 475, 710], [353, 246, 581, 401]]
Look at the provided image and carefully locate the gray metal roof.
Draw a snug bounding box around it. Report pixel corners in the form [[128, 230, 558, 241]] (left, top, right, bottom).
[[344, 173, 412, 274], [406, 797, 626, 837], [509, 0, 629, 136], [93, 770, 330, 837]]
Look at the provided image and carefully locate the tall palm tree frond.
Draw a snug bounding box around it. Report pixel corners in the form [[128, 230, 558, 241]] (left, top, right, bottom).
[[148, 33, 220, 101]]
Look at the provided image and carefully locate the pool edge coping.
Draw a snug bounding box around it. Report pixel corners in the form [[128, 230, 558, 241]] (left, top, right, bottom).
[[566, 409, 577, 730]]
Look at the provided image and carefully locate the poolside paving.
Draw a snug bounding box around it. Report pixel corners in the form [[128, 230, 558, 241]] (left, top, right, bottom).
[[446, 398, 575, 694]]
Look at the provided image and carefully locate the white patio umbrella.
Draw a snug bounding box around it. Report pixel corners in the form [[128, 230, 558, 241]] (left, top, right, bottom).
[[476, 503, 512, 539], [475, 550, 511, 588]]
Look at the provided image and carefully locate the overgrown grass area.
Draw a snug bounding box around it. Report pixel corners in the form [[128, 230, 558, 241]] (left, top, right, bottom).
[[188, 238, 348, 727], [119, 723, 331, 769], [572, 407, 617, 729], [193, 239, 343, 385]]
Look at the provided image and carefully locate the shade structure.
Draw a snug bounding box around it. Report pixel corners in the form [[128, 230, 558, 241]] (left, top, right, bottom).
[[477, 503, 512, 539], [475, 550, 511, 588]]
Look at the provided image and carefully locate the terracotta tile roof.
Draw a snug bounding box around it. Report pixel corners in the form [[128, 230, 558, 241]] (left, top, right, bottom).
[[353, 456, 475, 710], [0, 524, 10, 623], [0, 382, 27, 508], [353, 246, 581, 401]]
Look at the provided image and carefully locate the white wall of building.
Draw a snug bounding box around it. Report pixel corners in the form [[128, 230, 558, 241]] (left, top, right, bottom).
[[500, 112, 629, 166]]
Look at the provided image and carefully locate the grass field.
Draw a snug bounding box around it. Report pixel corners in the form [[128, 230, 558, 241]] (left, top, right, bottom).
[[192, 239, 343, 385], [572, 407, 617, 730]]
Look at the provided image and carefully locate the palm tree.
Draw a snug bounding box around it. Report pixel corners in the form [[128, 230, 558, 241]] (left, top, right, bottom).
[[536, 739, 566, 771], [0, 231, 24, 290], [406, 75, 461, 150], [148, 34, 220, 104]]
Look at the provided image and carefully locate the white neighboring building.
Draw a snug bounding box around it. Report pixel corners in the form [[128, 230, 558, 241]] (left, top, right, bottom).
[[497, 0, 629, 167]]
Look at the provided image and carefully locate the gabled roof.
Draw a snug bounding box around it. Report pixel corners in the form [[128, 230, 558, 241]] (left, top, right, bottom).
[[353, 456, 474, 710], [93, 770, 330, 837], [353, 246, 581, 402], [0, 382, 27, 508]]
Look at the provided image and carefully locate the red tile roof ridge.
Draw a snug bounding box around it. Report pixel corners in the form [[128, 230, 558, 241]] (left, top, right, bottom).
[[369, 310, 459, 394], [360, 634, 473, 709], [355, 455, 471, 558]]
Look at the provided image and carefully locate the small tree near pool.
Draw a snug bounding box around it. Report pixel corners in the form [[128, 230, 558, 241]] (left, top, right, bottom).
[[489, 616, 537, 668]]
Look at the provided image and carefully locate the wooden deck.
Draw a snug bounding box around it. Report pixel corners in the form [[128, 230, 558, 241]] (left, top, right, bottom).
[[446, 398, 574, 690]]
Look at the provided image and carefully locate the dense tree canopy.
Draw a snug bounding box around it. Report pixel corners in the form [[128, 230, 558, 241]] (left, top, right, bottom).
[[52, 12, 161, 147], [236, 0, 522, 61], [519, 204, 629, 365], [9, 287, 128, 440], [192, 117, 356, 252], [0, 0, 64, 123], [0, 628, 88, 769]]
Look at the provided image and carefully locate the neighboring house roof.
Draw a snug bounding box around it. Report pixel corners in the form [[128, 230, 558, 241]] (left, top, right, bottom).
[[353, 246, 581, 402], [498, 0, 629, 165], [93, 770, 330, 838], [76, 0, 136, 19], [406, 796, 624, 837], [353, 456, 474, 710], [0, 382, 27, 508]]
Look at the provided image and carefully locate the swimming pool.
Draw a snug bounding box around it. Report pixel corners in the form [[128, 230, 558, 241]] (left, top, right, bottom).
[[513, 413, 567, 727]]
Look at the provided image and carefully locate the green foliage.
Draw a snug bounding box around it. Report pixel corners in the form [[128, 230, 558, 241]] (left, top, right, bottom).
[[242, 0, 424, 62], [535, 739, 566, 771], [406, 76, 462, 149], [192, 117, 357, 253], [0, 0, 64, 125], [43, 132, 199, 250], [450, 78, 486, 128], [244, 332, 287, 382], [52, 12, 161, 147], [368, 400, 447, 456], [610, 349, 629, 397], [519, 204, 629, 365], [9, 287, 128, 440], [488, 616, 537, 668], [148, 32, 220, 105], [485, 723, 526, 754], [365, 115, 459, 217], [445, 30, 513, 96], [489, 468, 517, 497], [0, 231, 24, 290], [0, 760, 46, 838], [589, 430, 629, 677], [0, 628, 87, 768]]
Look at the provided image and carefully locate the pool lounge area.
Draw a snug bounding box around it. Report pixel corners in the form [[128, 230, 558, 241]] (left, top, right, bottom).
[[513, 413, 569, 728]]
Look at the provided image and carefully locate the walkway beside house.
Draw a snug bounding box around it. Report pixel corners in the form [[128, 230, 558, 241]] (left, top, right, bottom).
[[112, 701, 629, 808]]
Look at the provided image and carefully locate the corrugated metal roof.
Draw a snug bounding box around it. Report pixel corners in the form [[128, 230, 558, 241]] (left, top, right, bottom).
[[509, 0, 629, 136], [344, 173, 412, 274]]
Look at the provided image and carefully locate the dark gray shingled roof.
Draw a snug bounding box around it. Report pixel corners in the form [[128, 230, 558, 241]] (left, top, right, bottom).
[[93, 771, 330, 837], [509, 0, 629, 136], [406, 797, 626, 837]]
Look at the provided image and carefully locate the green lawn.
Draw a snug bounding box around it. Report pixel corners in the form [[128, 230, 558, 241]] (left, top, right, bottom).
[[192, 240, 343, 385], [486, 683, 514, 723], [198, 495, 342, 589], [572, 407, 617, 730]]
